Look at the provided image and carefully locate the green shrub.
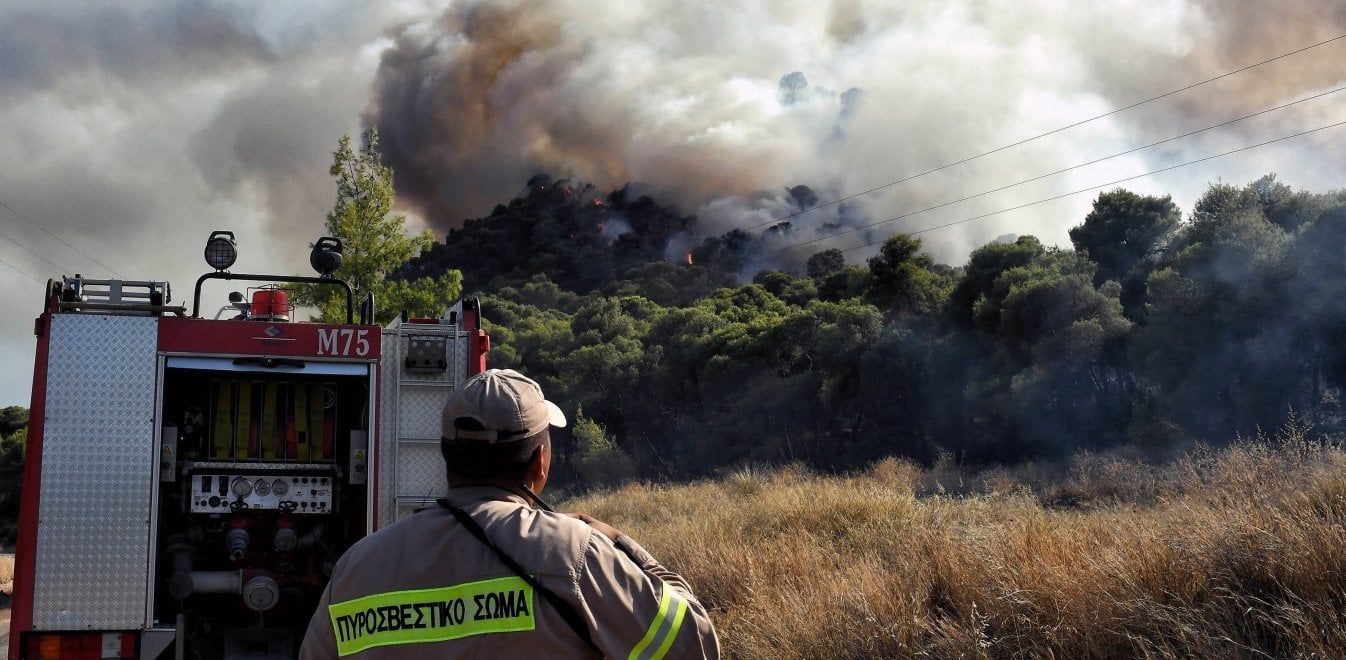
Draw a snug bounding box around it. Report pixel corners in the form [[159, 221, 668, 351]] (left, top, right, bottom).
[[571, 410, 634, 489]]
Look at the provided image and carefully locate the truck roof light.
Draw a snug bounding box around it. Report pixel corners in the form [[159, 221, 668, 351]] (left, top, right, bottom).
[[204, 231, 237, 271]]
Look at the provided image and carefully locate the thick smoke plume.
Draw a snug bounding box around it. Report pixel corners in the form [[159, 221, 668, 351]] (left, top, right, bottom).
[[369, 0, 1346, 268], [0, 0, 428, 406], [1, 0, 1344, 407]]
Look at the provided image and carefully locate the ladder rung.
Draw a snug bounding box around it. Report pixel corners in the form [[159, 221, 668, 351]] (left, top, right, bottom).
[[398, 380, 457, 388], [395, 437, 440, 445], [395, 496, 440, 503]]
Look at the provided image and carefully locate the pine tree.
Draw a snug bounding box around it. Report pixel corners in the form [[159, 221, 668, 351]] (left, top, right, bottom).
[[296, 129, 462, 323]]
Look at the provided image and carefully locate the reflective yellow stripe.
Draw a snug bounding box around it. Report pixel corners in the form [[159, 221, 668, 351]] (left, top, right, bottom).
[[651, 597, 688, 660], [328, 576, 535, 656], [628, 583, 688, 660]]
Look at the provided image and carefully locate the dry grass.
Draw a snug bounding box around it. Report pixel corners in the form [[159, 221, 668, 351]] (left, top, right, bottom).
[[0, 553, 12, 610], [565, 432, 1346, 659]]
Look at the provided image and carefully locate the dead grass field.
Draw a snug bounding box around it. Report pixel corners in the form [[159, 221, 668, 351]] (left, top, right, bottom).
[[1, 552, 11, 650], [567, 427, 1346, 658], [0, 552, 11, 610]]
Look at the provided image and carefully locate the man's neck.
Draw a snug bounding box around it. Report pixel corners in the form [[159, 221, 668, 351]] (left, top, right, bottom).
[[448, 481, 537, 505]]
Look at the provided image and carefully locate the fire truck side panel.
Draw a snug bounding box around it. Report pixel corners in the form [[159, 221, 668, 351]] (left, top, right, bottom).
[[376, 320, 479, 527], [31, 314, 158, 630]]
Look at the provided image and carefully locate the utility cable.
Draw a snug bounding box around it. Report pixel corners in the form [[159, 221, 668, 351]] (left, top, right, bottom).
[[751, 32, 1346, 231], [0, 228, 75, 274], [0, 199, 124, 278], [825, 119, 1346, 254], [774, 86, 1346, 253], [0, 252, 45, 285]]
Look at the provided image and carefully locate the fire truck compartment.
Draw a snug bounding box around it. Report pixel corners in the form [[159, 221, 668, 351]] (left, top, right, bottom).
[[148, 353, 376, 658]]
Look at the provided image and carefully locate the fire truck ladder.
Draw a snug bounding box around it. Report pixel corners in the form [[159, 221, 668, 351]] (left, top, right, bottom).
[[382, 310, 472, 524]]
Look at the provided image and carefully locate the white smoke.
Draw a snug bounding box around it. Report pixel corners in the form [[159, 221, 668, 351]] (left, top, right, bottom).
[[369, 0, 1346, 267]]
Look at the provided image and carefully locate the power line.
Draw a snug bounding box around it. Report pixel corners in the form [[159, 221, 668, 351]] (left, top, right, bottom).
[[0, 252, 45, 286], [0, 199, 124, 278], [775, 85, 1346, 254], [0, 228, 74, 274], [751, 31, 1346, 232], [827, 119, 1346, 254]]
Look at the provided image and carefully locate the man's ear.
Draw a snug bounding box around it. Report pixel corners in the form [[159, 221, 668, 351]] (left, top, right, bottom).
[[527, 443, 549, 485]]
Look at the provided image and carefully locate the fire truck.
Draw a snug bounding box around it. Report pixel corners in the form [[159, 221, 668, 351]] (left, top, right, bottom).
[[8, 232, 488, 659]]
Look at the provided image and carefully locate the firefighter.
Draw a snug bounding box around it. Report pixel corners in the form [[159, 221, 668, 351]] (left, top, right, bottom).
[[300, 368, 720, 659]]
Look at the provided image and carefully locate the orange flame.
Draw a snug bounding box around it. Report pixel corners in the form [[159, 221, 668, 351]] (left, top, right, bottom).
[[686, 252, 693, 265]]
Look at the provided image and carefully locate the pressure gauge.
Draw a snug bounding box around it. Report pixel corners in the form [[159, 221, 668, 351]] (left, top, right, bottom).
[[231, 477, 253, 497], [254, 478, 271, 496], [271, 479, 288, 496]]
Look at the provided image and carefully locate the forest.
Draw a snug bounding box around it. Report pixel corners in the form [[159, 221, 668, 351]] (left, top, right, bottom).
[[389, 172, 1346, 490], [0, 406, 25, 548]]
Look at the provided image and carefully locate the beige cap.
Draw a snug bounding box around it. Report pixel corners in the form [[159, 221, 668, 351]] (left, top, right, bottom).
[[442, 369, 567, 443]]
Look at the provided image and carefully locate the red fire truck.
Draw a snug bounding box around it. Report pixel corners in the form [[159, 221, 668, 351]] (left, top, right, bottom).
[[8, 232, 488, 659]]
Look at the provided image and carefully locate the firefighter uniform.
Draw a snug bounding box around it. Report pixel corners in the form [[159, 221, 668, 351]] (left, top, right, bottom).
[[299, 485, 720, 659]]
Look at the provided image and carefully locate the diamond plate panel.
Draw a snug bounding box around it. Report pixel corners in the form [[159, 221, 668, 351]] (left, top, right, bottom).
[[397, 499, 436, 520], [33, 314, 157, 630], [396, 443, 447, 498], [454, 335, 469, 378], [396, 387, 450, 440]]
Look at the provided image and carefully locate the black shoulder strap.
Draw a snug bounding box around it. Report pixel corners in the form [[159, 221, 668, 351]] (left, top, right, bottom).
[[438, 500, 600, 652]]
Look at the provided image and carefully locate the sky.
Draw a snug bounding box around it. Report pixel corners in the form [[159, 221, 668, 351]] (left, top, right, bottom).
[[1, 0, 1344, 407]]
